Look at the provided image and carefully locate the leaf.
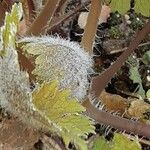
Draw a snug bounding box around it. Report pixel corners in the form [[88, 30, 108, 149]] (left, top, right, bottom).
[[99, 90, 128, 114], [146, 89, 150, 99], [32, 80, 95, 150], [110, 0, 130, 14], [129, 66, 145, 98], [109, 0, 150, 17], [128, 57, 145, 99], [127, 100, 150, 120], [78, 5, 111, 29], [135, 0, 150, 17], [92, 136, 110, 150], [0, 2, 22, 56], [0, 3, 50, 133], [142, 50, 150, 65], [0, 2, 34, 122], [18, 36, 93, 100], [112, 133, 141, 150]]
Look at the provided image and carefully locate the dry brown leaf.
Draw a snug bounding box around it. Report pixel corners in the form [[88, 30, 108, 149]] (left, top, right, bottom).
[[78, 5, 111, 29], [127, 100, 150, 120], [0, 118, 40, 150], [99, 91, 128, 114], [99, 5, 111, 24]]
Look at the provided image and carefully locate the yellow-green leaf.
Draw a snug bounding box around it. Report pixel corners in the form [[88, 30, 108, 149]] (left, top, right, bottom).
[[112, 133, 141, 150], [135, 0, 150, 17], [0, 2, 22, 55], [93, 136, 110, 150], [110, 0, 130, 14], [146, 89, 150, 99], [32, 80, 95, 149]]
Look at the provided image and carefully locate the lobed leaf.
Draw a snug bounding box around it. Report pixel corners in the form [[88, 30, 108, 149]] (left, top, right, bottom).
[[32, 80, 95, 149]]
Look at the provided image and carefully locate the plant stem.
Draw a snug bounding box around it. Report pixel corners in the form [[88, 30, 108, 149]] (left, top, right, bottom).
[[82, 20, 150, 138], [26, 0, 61, 36], [49, 2, 90, 31], [0, 5, 5, 26], [81, 0, 102, 53], [22, 0, 35, 23], [91, 20, 150, 97], [83, 99, 150, 138]]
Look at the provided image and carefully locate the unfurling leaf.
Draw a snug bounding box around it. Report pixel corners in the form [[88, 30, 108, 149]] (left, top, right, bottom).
[[0, 2, 32, 120], [19, 36, 93, 101], [0, 2, 22, 56], [32, 81, 95, 150]]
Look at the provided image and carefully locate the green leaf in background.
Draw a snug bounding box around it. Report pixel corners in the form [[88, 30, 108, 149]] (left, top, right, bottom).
[[128, 56, 145, 99], [0, 2, 22, 56], [112, 133, 141, 150], [93, 136, 110, 150], [92, 134, 141, 150], [109, 0, 150, 17], [135, 0, 150, 17], [129, 65, 145, 99], [110, 0, 130, 14], [142, 50, 150, 65], [146, 89, 150, 99]]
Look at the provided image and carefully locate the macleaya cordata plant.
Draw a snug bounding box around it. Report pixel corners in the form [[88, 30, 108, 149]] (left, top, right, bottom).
[[19, 36, 93, 101], [0, 3, 95, 150]]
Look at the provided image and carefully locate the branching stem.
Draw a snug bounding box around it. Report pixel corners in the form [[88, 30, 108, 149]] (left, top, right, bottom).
[[26, 0, 62, 36], [82, 20, 150, 138], [91, 20, 150, 97]]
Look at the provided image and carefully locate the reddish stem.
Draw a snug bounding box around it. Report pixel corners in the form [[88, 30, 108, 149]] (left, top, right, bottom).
[[91, 20, 150, 97], [82, 20, 150, 138], [83, 100, 150, 138]]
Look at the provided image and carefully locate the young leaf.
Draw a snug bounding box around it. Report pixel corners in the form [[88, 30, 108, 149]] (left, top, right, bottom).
[[0, 2, 40, 128], [19, 36, 93, 101], [112, 133, 141, 150], [32, 80, 95, 150], [0, 2, 22, 56]]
